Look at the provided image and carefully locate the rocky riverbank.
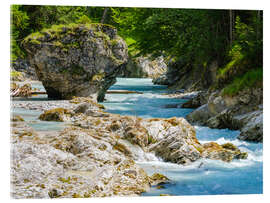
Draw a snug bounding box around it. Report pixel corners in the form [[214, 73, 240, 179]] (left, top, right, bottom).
[[11, 94, 249, 198], [167, 88, 263, 142], [153, 57, 263, 143]]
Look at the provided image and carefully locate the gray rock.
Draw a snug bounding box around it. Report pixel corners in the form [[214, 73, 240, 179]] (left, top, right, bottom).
[[12, 59, 38, 80], [236, 110, 263, 142], [186, 104, 213, 125], [120, 56, 167, 79], [23, 24, 128, 101], [181, 91, 208, 108]]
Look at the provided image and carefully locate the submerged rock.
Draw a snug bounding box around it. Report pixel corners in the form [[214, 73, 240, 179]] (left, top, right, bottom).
[[23, 23, 128, 101]]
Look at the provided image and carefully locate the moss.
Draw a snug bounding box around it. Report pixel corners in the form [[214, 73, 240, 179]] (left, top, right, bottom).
[[95, 31, 110, 41], [10, 71, 23, 79], [23, 32, 44, 44], [110, 38, 120, 46], [23, 179, 30, 183], [222, 68, 263, 96], [91, 73, 105, 82], [147, 135, 157, 144], [58, 177, 71, 184], [203, 142, 223, 152], [221, 143, 238, 151], [150, 173, 169, 182], [113, 142, 131, 156], [24, 23, 114, 49], [39, 108, 72, 122], [53, 41, 63, 47], [11, 115, 24, 122], [236, 152, 248, 159], [193, 145, 204, 154], [72, 193, 82, 198], [166, 117, 179, 126]]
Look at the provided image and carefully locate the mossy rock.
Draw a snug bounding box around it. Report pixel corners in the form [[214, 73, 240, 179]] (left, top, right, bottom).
[[11, 115, 24, 122], [39, 108, 72, 122], [11, 71, 24, 81], [202, 142, 248, 162], [149, 173, 170, 186], [113, 141, 132, 156], [109, 121, 121, 131], [221, 143, 238, 151], [70, 97, 105, 109]]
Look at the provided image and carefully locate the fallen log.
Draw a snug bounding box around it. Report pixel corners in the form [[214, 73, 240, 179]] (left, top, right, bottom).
[[31, 91, 47, 95], [106, 90, 143, 94]]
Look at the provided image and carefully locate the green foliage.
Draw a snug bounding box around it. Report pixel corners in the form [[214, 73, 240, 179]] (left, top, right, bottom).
[[222, 68, 263, 96], [11, 5, 29, 60], [76, 15, 92, 24], [11, 5, 263, 93], [218, 13, 263, 92]]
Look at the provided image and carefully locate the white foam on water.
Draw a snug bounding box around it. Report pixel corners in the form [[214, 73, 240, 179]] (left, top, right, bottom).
[[199, 137, 250, 147]]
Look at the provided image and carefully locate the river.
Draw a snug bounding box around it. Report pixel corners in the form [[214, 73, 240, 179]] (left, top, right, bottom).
[[101, 78, 263, 196], [11, 78, 263, 196]]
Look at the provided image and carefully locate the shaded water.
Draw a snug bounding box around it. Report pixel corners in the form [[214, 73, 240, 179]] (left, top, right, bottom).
[[101, 78, 263, 196]]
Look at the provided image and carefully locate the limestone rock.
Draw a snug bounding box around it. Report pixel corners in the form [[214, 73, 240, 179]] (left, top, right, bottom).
[[149, 173, 170, 186], [23, 24, 128, 101], [186, 104, 213, 125], [181, 91, 208, 108], [12, 59, 38, 80], [121, 56, 167, 79], [186, 89, 263, 142], [201, 142, 248, 162], [39, 108, 73, 122], [236, 110, 263, 142]]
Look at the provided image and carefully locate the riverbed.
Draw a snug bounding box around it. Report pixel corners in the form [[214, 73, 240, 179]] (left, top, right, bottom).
[[101, 78, 263, 196], [11, 78, 263, 196]]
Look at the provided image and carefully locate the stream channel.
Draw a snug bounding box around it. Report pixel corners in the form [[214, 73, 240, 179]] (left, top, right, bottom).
[[11, 78, 263, 196]]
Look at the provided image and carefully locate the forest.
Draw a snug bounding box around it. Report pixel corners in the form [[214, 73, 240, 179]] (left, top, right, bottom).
[[11, 5, 263, 94]]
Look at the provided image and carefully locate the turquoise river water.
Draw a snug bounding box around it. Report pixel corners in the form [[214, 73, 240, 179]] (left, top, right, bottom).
[[12, 78, 263, 196]]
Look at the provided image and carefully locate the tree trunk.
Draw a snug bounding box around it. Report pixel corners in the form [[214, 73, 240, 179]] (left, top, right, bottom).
[[229, 10, 233, 47], [101, 8, 109, 24]]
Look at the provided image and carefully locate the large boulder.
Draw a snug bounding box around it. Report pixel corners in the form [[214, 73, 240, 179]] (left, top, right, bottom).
[[12, 59, 38, 80], [22, 23, 128, 101]]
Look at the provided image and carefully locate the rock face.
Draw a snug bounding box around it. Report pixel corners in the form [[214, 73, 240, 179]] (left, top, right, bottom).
[[22, 24, 128, 101], [120, 56, 167, 79], [12, 59, 38, 80], [153, 60, 218, 91]]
